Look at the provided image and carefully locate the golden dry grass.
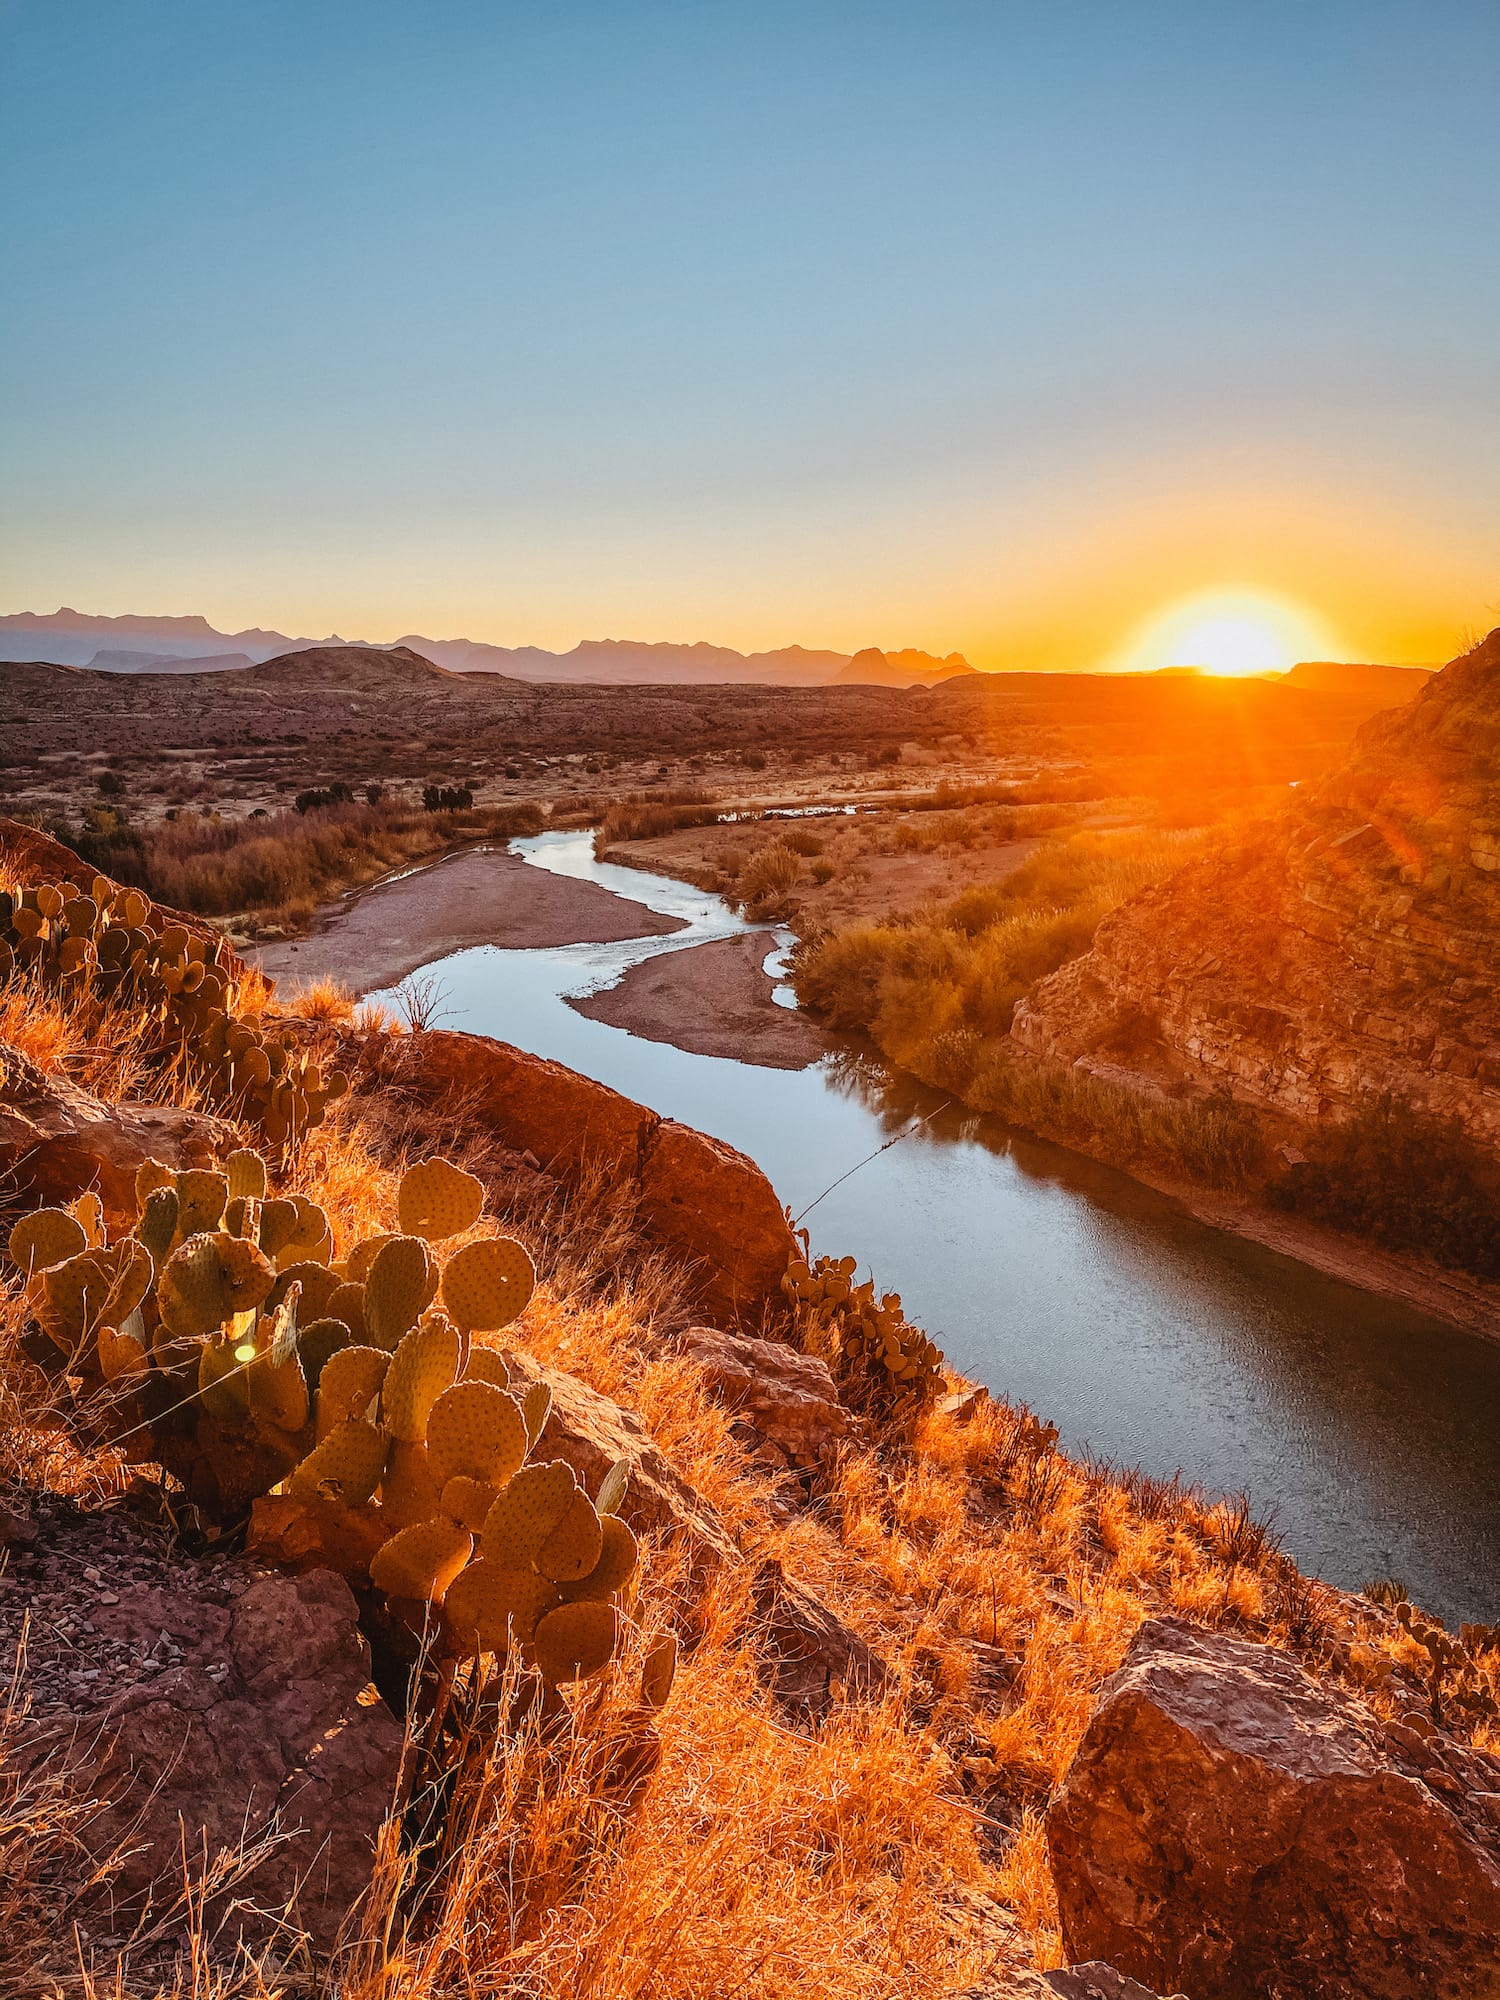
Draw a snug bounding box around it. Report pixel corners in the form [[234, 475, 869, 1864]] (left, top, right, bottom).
[[1, 963, 1493, 2000]]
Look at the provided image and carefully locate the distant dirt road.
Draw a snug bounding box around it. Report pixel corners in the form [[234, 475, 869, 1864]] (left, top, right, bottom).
[[250, 847, 684, 995], [569, 931, 835, 1071]]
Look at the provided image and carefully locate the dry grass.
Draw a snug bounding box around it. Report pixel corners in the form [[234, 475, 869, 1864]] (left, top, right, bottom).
[[1, 961, 1489, 1999]]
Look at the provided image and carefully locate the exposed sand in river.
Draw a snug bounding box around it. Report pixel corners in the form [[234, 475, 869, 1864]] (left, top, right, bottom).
[[250, 846, 684, 994], [568, 931, 835, 1071]]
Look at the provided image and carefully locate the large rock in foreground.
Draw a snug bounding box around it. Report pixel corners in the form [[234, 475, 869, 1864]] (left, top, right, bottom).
[[0, 1038, 232, 1228], [358, 1028, 794, 1327], [1048, 1618, 1500, 1999]]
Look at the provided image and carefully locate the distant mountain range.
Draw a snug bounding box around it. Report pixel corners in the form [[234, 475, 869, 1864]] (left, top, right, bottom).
[[0, 609, 975, 688]]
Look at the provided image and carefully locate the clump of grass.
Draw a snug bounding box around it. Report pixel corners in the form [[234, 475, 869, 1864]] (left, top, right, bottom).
[[51, 797, 545, 936], [594, 792, 722, 850]]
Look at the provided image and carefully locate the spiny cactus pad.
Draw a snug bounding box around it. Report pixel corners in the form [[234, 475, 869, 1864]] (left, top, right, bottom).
[[481, 1459, 576, 1569], [317, 1344, 390, 1437], [159, 1232, 275, 1339], [595, 1459, 630, 1518], [41, 1241, 153, 1348], [440, 1235, 535, 1332], [369, 1517, 472, 1605], [426, 1379, 529, 1488], [439, 1474, 499, 1533], [521, 1379, 552, 1447], [290, 1418, 387, 1506], [383, 1438, 444, 1529], [443, 1559, 560, 1655], [176, 1170, 229, 1240], [560, 1513, 638, 1601], [382, 1317, 461, 1442], [397, 1157, 485, 1242], [223, 1147, 268, 1203], [365, 1235, 438, 1349], [98, 1323, 150, 1383], [8, 1207, 87, 1277], [536, 1486, 604, 1583], [533, 1600, 619, 1685], [463, 1345, 512, 1390]]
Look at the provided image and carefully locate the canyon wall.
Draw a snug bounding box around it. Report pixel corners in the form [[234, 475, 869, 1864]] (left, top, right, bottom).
[[1011, 629, 1500, 1149]]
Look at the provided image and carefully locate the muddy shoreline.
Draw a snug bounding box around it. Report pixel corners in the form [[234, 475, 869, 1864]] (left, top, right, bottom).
[[569, 931, 836, 1071]]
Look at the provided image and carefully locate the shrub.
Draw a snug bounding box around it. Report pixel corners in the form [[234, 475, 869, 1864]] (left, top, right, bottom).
[[296, 781, 355, 814], [1269, 1092, 1500, 1277], [423, 783, 474, 812], [738, 841, 801, 906]]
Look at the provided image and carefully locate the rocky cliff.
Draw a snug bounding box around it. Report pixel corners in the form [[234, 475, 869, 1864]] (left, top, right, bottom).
[[1011, 628, 1500, 1150]]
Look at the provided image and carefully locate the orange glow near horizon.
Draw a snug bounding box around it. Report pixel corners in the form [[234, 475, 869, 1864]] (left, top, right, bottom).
[[1105, 590, 1343, 678]]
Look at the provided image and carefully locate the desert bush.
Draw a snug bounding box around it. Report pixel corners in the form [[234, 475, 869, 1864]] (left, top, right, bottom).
[[1270, 1092, 1500, 1277], [780, 827, 824, 857], [423, 783, 474, 812], [594, 794, 721, 849], [737, 840, 801, 907], [811, 857, 837, 885]]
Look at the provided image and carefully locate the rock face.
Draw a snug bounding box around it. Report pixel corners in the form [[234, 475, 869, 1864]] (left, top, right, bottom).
[[674, 1324, 847, 1470], [360, 1029, 794, 1327], [1012, 629, 1500, 1151], [1048, 1618, 1500, 1999], [2, 1492, 401, 1952], [0, 1037, 232, 1228]]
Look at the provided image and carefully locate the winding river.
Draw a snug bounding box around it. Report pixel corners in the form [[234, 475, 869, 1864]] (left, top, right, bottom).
[[369, 831, 1500, 1625]]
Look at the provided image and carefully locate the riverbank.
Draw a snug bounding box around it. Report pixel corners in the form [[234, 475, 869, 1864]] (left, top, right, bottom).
[[251, 844, 685, 993], [569, 930, 836, 1070]]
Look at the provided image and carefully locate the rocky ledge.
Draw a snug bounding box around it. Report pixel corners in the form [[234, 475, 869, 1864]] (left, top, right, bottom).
[[1012, 628, 1500, 1151]]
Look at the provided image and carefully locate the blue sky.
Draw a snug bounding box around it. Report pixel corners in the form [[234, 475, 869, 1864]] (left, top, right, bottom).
[[2, 1, 1496, 665]]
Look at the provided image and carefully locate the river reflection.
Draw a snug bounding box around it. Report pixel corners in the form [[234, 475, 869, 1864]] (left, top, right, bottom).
[[368, 833, 1500, 1624]]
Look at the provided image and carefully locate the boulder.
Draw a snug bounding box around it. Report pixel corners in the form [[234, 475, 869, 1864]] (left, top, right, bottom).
[[674, 1323, 846, 1470], [1048, 1617, 1500, 1999], [2, 1491, 402, 1953], [501, 1350, 738, 1562], [750, 1556, 892, 1724], [0, 1038, 232, 1231], [355, 1028, 794, 1327]]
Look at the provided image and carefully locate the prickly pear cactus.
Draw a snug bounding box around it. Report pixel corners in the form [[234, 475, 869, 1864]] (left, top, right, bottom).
[[0, 870, 349, 1147], [4, 1145, 638, 1695], [783, 1240, 943, 1409]]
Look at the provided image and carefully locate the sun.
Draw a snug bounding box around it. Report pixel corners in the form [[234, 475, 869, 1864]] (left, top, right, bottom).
[[1110, 591, 1341, 678]]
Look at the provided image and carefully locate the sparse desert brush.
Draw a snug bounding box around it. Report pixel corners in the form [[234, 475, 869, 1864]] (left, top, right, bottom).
[[736, 840, 801, 907], [593, 793, 722, 850]]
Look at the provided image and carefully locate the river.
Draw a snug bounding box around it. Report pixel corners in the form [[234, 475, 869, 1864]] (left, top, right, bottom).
[[368, 831, 1500, 1625]]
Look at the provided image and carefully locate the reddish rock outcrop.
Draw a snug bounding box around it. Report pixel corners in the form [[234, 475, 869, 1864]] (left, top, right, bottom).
[[0, 1038, 232, 1229], [1048, 1618, 1500, 1998], [674, 1323, 847, 1470], [357, 1028, 794, 1327], [2, 1492, 401, 1953], [1012, 629, 1500, 1151]]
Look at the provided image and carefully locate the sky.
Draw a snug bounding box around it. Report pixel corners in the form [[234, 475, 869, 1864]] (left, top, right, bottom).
[[2, 1, 1497, 671]]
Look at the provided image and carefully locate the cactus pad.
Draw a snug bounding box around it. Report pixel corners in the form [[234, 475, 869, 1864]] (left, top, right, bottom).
[[365, 1235, 438, 1349], [223, 1147, 268, 1203], [536, 1487, 604, 1583], [533, 1600, 619, 1685], [425, 1379, 528, 1488], [595, 1459, 630, 1518], [345, 1233, 396, 1286], [8, 1208, 86, 1278], [134, 1158, 175, 1211], [382, 1438, 443, 1529], [397, 1157, 485, 1241], [369, 1518, 472, 1605], [159, 1232, 275, 1339], [41, 1240, 152, 1349], [198, 1334, 251, 1421], [175, 1169, 229, 1239], [440, 1235, 535, 1332], [442, 1559, 560, 1655], [72, 1191, 105, 1248], [560, 1514, 638, 1602], [521, 1379, 552, 1447], [98, 1323, 149, 1383], [290, 1418, 387, 1506], [246, 1298, 310, 1433], [481, 1459, 576, 1569], [382, 1317, 461, 1442], [325, 1281, 368, 1343], [463, 1345, 512, 1390], [137, 1186, 179, 1265], [317, 1344, 389, 1437], [296, 1316, 351, 1392], [439, 1475, 499, 1533]]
